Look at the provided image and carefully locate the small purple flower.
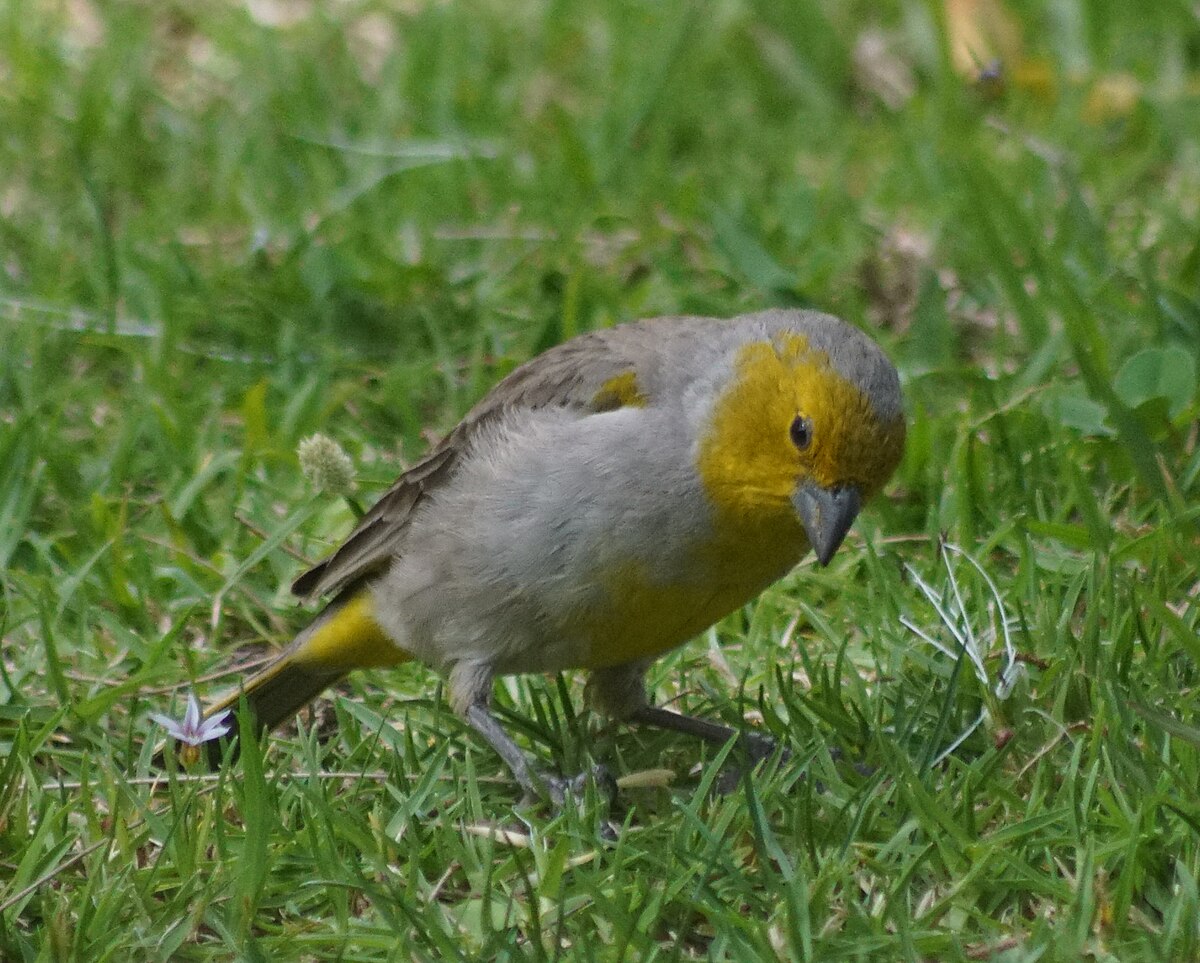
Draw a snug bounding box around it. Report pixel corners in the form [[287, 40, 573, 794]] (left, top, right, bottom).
[[150, 693, 231, 746]]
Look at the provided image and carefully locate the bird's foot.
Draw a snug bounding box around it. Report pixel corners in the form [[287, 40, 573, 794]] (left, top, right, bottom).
[[528, 763, 618, 809], [529, 765, 621, 839], [713, 733, 790, 795]]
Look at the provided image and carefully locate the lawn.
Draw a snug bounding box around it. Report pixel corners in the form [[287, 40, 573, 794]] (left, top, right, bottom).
[[3, 0, 1200, 959]]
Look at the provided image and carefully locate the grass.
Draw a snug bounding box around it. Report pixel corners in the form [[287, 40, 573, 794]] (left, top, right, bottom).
[[2, 0, 1200, 958]]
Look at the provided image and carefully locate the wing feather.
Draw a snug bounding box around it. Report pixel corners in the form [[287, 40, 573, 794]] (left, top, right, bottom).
[[291, 318, 700, 599]]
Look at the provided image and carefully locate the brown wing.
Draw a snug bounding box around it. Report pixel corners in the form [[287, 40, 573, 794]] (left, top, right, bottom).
[[291, 318, 699, 599], [290, 443, 457, 598]]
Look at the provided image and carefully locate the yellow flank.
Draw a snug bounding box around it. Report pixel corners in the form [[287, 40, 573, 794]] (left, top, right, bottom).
[[697, 332, 905, 524], [573, 563, 738, 667], [577, 541, 803, 669], [591, 370, 648, 411], [297, 591, 409, 670]]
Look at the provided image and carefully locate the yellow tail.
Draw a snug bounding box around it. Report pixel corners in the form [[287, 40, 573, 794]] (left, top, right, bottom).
[[202, 588, 409, 765]]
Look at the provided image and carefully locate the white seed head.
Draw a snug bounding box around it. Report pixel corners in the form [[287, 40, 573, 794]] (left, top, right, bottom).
[[298, 433, 357, 496]]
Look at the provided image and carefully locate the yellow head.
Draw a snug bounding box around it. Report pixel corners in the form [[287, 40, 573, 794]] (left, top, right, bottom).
[[697, 325, 905, 565]]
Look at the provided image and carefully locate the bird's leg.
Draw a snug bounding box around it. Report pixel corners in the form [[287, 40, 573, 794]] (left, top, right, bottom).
[[587, 662, 781, 765], [625, 704, 778, 763], [452, 661, 613, 806], [463, 701, 548, 799]]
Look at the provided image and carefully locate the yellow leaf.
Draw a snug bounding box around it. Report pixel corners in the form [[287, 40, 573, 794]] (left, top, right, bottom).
[[1085, 72, 1141, 122], [944, 0, 1022, 77]]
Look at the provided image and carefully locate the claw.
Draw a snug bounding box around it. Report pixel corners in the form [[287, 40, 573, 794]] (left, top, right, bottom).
[[540, 764, 617, 808]]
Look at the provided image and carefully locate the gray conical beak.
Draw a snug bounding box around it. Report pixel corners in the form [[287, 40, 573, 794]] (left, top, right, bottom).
[[792, 483, 861, 567]]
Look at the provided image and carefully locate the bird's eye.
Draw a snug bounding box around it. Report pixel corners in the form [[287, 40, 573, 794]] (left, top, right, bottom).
[[789, 415, 813, 451]]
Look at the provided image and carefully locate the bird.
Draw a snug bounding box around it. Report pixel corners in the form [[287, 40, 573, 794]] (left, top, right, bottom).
[[195, 308, 905, 801]]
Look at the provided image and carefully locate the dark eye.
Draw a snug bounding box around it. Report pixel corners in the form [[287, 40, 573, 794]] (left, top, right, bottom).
[[789, 415, 813, 451]]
